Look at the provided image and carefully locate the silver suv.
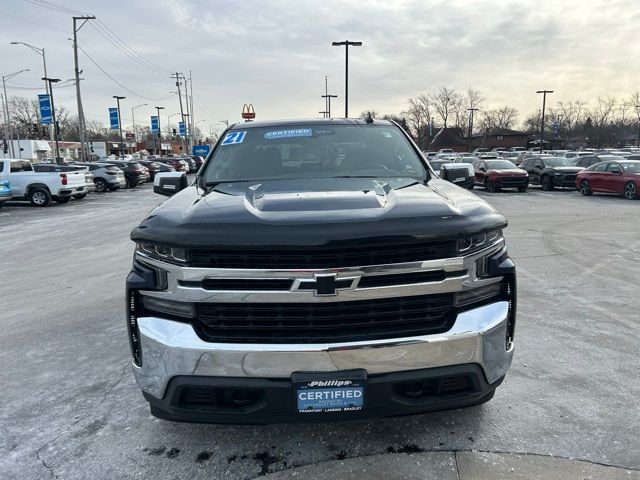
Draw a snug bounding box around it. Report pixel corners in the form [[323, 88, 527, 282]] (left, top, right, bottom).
[[75, 162, 126, 192]]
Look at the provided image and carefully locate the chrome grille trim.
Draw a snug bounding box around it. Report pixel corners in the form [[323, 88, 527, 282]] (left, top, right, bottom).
[[137, 239, 505, 304]]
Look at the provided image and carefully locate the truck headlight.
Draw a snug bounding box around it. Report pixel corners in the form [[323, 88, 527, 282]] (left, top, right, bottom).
[[457, 229, 502, 254], [136, 242, 188, 265]]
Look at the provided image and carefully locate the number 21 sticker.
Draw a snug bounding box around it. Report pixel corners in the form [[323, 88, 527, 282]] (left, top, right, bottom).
[[221, 131, 246, 145]]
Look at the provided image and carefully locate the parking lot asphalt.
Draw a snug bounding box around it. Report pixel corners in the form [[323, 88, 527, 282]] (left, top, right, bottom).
[[1, 183, 639, 479]]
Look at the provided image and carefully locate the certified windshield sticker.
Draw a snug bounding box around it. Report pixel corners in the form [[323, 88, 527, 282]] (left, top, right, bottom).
[[264, 128, 313, 140], [221, 131, 246, 145]]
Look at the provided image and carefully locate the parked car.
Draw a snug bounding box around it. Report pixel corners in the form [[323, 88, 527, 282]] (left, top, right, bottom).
[[472, 148, 489, 155], [180, 156, 197, 173], [103, 160, 147, 188], [520, 156, 583, 190], [33, 163, 96, 199], [156, 158, 188, 172], [0, 160, 11, 207], [0, 159, 87, 206], [189, 155, 205, 170], [563, 151, 591, 161], [74, 162, 126, 192], [129, 118, 516, 423], [576, 160, 640, 199], [137, 160, 164, 181], [473, 159, 529, 192], [509, 147, 525, 152]]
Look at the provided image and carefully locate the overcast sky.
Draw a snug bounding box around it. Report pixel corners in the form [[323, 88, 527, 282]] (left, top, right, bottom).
[[1, 0, 639, 135]]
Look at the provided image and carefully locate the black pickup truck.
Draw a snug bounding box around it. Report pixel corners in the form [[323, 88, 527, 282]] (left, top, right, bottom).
[[126, 119, 516, 424]]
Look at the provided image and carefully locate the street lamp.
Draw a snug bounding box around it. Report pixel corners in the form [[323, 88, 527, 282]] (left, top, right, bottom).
[[331, 40, 362, 118], [635, 105, 640, 148], [155, 106, 164, 155], [536, 90, 553, 153], [42, 77, 61, 161], [2, 69, 30, 158], [113, 96, 126, 158], [131, 103, 147, 144]]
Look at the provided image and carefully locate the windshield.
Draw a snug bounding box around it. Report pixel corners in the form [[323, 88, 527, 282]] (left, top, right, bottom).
[[621, 161, 640, 173], [486, 160, 517, 169], [203, 124, 427, 183], [545, 157, 574, 167]]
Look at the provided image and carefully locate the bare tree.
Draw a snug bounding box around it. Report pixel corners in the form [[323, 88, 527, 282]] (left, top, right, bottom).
[[359, 109, 379, 120], [402, 93, 434, 149], [557, 100, 587, 138], [478, 106, 519, 131], [431, 87, 460, 128], [589, 97, 616, 128]]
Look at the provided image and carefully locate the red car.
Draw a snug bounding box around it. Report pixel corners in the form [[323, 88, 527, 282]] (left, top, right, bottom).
[[473, 159, 529, 192], [576, 160, 640, 199]]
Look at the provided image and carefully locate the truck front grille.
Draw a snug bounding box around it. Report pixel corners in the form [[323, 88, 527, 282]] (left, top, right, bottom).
[[189, 241, 456, 269], [192, 293, 455, 344]]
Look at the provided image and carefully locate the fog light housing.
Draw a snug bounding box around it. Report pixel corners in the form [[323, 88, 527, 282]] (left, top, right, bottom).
[[141, 295, 195, 318]]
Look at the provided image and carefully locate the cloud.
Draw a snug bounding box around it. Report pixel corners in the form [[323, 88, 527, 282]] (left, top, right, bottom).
[[0, 0, 639, 132]]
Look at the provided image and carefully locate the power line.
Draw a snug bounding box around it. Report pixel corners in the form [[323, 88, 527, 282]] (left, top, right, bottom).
[[193, 93, 216, 119], [24, 0, 87, 15], [77, 44, 173, 101], [0, 8, 68, 32]]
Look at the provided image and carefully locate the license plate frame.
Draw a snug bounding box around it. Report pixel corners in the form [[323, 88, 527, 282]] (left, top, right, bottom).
[[292, 370, 366, 414]]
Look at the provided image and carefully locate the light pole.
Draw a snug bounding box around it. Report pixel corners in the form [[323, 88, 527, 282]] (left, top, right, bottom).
[[467, 108, 478, 152], [2, 69, 30, 158], [155, 106, 164, 155], [331, 40, 362, 118], [113, 96, 126, 158], [42, 77, 61, 161], [131, 103, 147, 145], [635, 105, 640, 148], [10, 42, 55, 154], [536, 90, 553, 153]]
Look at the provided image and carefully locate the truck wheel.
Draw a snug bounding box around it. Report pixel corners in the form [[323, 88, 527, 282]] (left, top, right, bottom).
[[29, 188, 51, 207], [624, 181, 637, 200], [541, 176, 554, 191], [55, 196, 71, 204], [73, 193, 87, 199], [580, 180, 592, 196], [94, 178, 108, 192]]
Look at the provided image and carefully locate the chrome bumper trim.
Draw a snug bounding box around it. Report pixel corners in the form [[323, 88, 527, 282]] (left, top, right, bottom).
[[134, 301, 513, 399]]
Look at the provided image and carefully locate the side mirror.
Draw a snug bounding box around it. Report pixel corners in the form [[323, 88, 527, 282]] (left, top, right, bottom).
[[154, 172, 187, 196], [479, 167, 486, 172], [610, 168, 621, 175]]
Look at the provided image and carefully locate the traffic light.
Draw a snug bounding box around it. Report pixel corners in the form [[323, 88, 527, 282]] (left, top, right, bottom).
[[90, 142, 94, 153], [172, 128, 177, 136], [2, 140, 7, 154]]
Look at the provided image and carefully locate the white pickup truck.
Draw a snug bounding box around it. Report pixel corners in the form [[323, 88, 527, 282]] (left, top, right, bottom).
[[0, 159, 88, 207]]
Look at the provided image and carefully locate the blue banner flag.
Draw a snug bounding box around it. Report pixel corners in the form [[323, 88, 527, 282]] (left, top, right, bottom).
[[109, 108, 119, 130], [38, 94, 52, 125], [192, 145, 210, 156], [151, 115, 159, 133], [179, 121, 186, 137]]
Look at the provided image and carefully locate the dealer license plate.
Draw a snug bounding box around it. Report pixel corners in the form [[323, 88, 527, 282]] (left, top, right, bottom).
[[292, 370, 366, 413]]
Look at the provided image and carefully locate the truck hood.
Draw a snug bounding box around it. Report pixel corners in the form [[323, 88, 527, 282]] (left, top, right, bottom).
[[131, 177, 507, 248], [546, 166, 583, 173]]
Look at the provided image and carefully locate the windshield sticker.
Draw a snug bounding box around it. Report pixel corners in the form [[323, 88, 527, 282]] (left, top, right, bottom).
[[313, 129, 335, 136], [221, 131, 246, 145], [264, 129, 313, 140]]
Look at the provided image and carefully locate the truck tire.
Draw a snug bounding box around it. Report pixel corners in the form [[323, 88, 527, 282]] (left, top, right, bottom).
[[55, 196, 71, 204], [73, 193, 87, 199], [94, 178, 108, 192], [541, 175, 554, 191], [29, 188, 51, 207], [485, 178, 496, 192]]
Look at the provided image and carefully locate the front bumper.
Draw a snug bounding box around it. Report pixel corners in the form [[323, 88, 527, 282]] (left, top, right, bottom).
[[494, 177, 528, 188], [551, 174, 577, 187], [133, 301, 513, 422]]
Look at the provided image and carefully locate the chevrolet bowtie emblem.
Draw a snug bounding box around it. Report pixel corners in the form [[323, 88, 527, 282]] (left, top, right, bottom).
[[293, 273, 360, 296]]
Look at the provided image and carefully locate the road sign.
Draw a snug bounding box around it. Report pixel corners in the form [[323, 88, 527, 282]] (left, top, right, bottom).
[[242, 103, 256, 120], [179, 121, 186, 137], [109, 108, 119, 130], [38, 94, 52, 125], [192, 145, 210, 156], [151, 116, 159, 134]]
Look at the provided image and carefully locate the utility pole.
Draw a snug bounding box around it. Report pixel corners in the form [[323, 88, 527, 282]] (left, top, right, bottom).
[[113, 96, 126, 158], [171, 73, 187, 154], [320, 76, 338, 118], [467, 108, 478, 152], [183, 77, 191, 153], [155, 106, 164, 155], [189, 71, 195, 152], [331, 40, 362, 118], [73, 15, 95, 161], [42, 77, 61, 161], [536, 90, 553, 153]]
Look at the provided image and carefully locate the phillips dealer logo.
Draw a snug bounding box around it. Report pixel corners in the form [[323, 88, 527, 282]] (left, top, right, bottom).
[[309, 380, 353, 387]]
